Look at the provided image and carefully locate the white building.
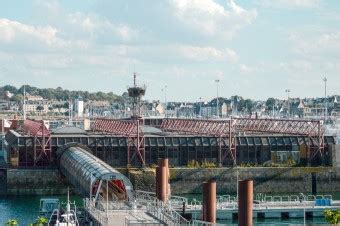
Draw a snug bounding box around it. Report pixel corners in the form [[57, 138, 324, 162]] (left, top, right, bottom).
[[75, 97, 84, 117]]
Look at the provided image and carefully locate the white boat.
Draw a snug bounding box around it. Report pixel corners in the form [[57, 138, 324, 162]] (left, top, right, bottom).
[[48, 190, 79, 226]]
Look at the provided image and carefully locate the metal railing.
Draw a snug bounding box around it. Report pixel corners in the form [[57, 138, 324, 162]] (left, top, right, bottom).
[[84, 198, 109, 226], [134, 190, 190, 225], [262, 194, 333, 203], [191, 220, 227, 226], [124, 217, 165, 226]]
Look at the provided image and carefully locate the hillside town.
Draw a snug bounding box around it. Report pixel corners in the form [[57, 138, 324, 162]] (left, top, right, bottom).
[[0, 85, 339, 120]]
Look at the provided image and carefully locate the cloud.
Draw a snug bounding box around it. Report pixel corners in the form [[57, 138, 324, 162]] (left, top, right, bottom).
[[260, 0, 320, 8], [0, 18, 58, 45], [239, 64, 260, 74], [289, 31, 340, 59], [179, 46, 239, 63], [170, 0, 257, 39], [67, 13, 138, 42]]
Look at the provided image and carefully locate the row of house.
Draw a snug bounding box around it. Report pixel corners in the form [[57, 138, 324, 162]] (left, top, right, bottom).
[[1, 91, 340, 119]]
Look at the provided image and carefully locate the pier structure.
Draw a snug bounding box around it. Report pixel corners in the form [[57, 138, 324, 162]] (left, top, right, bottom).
[[22, 119, 51, 166], [160, 117, 325, 166], [56, 144, 182, 225], [3, 118, 335, 168], [178, 192, 340, 222]]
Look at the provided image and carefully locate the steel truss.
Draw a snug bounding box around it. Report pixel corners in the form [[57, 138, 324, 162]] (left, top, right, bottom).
[[161, 118, 324, 166], [235, 118, 324, 164], [23, 119, 51, 165], [92, 118, 145, 166], [160, 119, 237, 166]]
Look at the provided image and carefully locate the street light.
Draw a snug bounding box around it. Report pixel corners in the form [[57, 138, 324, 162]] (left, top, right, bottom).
[[23, 85, 26, 120], [323, 77, 327, 121], [285, 89, 290, 118], [215, 80, 220, 119], [162, 85, 167, 117], [199, 97, 202, 118]]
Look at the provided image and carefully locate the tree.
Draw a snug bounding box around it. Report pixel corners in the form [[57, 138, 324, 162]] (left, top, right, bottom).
[[324, 209, 340, 224], [3, 85, 17, 93], [266, 98, 276, 111], [36, 105, 44, 114], [10, 94, 23, 102], [35, 216, 48, 226], [244, 99, 253, 113], [63, 102, 69, 109], [6, 219, 18, 226]]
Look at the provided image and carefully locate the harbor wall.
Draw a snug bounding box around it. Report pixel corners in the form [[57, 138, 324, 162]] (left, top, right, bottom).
[[4, 169, 72, 195], [1, 166, 340, 196], [127, 167, 340, 195]]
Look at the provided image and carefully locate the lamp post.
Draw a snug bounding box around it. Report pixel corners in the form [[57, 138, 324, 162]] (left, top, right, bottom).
[[323, 77, 327, 121], [199, 97, 202, 118], [215, 80, 220, 119], [23, 85, 26, 120], [285, 89, 290, 118], [162, 85, 167, 117]]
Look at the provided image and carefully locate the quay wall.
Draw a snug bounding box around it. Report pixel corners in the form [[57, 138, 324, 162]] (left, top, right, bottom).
[[1, 167, 339, 196], [4, 169, 72, 195], [127, 167, 340, 195]]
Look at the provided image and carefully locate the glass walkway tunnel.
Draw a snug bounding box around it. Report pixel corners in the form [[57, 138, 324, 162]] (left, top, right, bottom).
[[56, 143, 133, 204]]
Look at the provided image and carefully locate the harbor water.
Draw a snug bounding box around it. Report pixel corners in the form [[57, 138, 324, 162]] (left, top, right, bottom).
[[1, 193, 339, 225], [0, 195, 83, 226]]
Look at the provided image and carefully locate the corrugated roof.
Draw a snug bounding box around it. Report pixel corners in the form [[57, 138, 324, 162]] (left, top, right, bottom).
[[52, 126, 87, 135]]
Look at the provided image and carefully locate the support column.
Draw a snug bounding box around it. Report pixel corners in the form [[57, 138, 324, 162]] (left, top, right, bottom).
[[238, 180, 253, 226], [202, 181, 216, 223], [158, 158, 170, 198], [156, 166, 167, 202]]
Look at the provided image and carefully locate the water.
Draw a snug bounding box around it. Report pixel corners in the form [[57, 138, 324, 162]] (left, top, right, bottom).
[[0, 193, 338, 225], [180, 193, 340, 225], [0, 195, 83, 226]]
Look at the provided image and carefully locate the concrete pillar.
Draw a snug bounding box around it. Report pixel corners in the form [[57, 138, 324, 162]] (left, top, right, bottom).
[[158, 158, 170, 197], [238, 179, 253, 226], [156, 166, 167, 202], [202, 181, 216, 223]]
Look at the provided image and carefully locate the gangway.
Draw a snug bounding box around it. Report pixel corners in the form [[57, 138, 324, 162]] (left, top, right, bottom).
[[56, 144, 193, 225]]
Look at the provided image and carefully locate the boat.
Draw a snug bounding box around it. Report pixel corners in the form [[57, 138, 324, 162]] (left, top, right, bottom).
[[39, 198, 60, 218], [40, 190, 79, 226]]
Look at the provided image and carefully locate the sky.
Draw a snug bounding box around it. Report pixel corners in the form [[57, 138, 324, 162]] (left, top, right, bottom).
[[0, 0, 339, 102]]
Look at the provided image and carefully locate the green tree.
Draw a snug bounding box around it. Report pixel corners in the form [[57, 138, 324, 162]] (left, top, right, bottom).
[[35, 216, 48, 226], [10, 94, 23, 102], [36, 105, 44, 115], [3, 85, 18, 93], [324, 209, 340, 224], [244, 99, 253, 113], [266, 98, 276, 111], [6, 219, 18, 226]]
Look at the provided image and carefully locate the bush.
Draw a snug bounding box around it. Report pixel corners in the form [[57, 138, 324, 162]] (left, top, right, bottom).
[[186, 160, 216, 168], [324, 209, 340, 224], [201, 160, 217, 168], [187, 160, 200, 168]]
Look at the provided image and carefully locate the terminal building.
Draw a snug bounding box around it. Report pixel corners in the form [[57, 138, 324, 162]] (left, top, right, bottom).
[[3, 118, 336, 168]]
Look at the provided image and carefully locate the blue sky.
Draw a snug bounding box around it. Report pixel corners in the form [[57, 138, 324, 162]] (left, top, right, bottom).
[[0, 0, 339, 102]]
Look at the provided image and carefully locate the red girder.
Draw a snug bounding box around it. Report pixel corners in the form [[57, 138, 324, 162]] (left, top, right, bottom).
[[23, 119, 51, 166], [160, 118, 324, 165], [235, 118, 323, 136], [160, 118, 323, 137], [92, 118, 137, 136], [23, 119, 50, 136], [161, 118, 234, 136], [92, 118, 145, 166]]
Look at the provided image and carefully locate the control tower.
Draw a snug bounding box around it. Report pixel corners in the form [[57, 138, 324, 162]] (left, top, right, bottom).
[[127, 73, 146, 118]]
